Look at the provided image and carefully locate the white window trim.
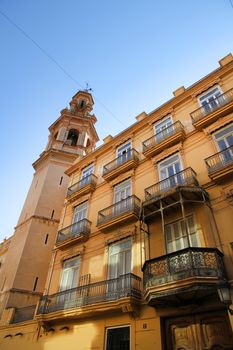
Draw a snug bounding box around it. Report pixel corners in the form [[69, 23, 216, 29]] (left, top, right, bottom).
[[116, 141, 132, 157], [108, 238, 132, 277], [113, 179, 132, 203], [158, 153, 183, 181], [81, 164, 94, 179], [153, 115, 173, 135], [164, 214, 200, 253], [104, 325, 131, 350], [197, 85, 223, 107], [72, 201, 88, 224], [213, 123, 233, 152]]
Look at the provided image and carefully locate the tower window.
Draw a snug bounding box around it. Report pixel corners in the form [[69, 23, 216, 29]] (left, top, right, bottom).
[[51, 210, 55, 219], [44, 234, 49, 244], [59, 176, 63, 185], [79, 100, 86, 109], [33, 277, 38, 291], [66, 129, 79, 146]]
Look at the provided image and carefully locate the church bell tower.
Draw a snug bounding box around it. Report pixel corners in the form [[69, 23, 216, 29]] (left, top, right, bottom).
[[0, 91, 99, 323]]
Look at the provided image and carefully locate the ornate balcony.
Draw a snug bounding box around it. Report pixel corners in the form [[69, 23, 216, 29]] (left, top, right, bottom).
[[102, 149, 139, 181], [36, 274, 141, 322], [67, 174, 97, 201], [56, 219, 91, 248], [97, 195, 141, 232], [190, 88, 233, 130], [142, 121, 185, 158], [205, 146, 233, 182], [143, 247, 227, 306]]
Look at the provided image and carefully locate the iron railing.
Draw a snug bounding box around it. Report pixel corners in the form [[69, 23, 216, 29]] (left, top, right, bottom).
[[205, 146, 233, 174], [144, 167, 198, 201], [67, 174, 97, 197], [11, 305, 36, 324], [190, 88, 233, 124], [143, 247, 225, 288], [37, 273, 141, 314], [97, 195, 141, 226], [142, 121, 184, 153], [56, 219, 91, 244], [103, 149, 139, 176]]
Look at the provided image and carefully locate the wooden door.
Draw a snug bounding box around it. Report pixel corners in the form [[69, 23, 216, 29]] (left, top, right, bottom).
[[164, 311, 233, 350]]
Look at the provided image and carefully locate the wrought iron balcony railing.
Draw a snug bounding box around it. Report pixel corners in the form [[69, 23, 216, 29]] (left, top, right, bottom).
[[205, 146, 233, 174], [190, 88, 233, 124], [37, 273, 141, 315], [97, 195, 141, 226], [145, 167, 198, 201], [67, 174, 97, 197], [11, 305, 36, 324], [143, 247, 225, 288], [142, 121, 184, 153], [56, 219, 91, 244], [103, 149, 139, 176]]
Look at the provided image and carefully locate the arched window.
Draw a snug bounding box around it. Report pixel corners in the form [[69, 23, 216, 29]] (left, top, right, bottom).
[[66, 129, 79, 146]]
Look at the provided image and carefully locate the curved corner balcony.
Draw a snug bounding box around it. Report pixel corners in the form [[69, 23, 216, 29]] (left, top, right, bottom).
[[97, 195, 141, 232], [102, 149, 139, 181], [67, 174, 97, 201], [142, 121, 185, 158], [190, 88, 233, 130], [56, 219, 91, 248], [205, 146, 233, 182], [143, 247, 227, 307]]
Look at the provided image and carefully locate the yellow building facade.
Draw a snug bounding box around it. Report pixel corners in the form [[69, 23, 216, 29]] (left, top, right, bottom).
[[1, 54, 233, 349]]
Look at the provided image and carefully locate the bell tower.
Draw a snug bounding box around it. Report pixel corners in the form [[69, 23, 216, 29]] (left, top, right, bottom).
[[0, 91, 99, 323]]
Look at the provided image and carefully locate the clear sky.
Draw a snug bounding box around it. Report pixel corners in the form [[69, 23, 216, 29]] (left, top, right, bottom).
[[0, 0, 233, 242]]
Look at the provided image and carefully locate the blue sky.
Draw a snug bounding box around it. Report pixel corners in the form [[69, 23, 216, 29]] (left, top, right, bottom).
[[0, 0, 233, 241]]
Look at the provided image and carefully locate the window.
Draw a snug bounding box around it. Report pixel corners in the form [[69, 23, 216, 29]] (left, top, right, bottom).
[[66, 129, 79, 146], [72, 202, 88, 223], [116, 142, 131, 165], [105, 326, 130, 350], [165, 215, 199, 254], [213, 124, 233, 165], [158, 153, 183, 192], [71, 202, 88, 235], [108, 240, 131, 297], [108, 239, 131, 279], [198, 86, 224, 113], [154, 116, 173, 142], [114, 179, 131, 203], [59, 257, 80, 292], [80, 164, 94, 186], [214, 124, 233, 151]]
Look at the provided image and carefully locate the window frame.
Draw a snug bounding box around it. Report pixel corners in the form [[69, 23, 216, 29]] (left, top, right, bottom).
[[104, 325, 131, 350]]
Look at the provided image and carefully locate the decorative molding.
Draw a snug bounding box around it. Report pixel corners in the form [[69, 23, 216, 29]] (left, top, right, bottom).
[[109, 170, 135, 187], [152, 142, 183, 164], [105, 228, 136, 246], [60, 245, 85, 262], [203, 113, 233, 135], [71, 193, 92, 208]]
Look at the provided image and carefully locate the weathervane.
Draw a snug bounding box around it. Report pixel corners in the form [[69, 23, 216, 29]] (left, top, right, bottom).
[[85, 82, 93, 92]]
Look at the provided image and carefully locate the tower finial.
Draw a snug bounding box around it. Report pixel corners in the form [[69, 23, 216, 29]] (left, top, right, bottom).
[[85, 82, 93, 92]]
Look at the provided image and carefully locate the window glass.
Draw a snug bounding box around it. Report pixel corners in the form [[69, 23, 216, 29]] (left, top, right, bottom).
[[165, 215, 199, 253], [108, 240, 131, 279], [81, 164, 94, 179], [59, 257, 80, 291], [73, 202, 88, 223], [114, 179, 131, 203], [106, 327, 130, 350], [154, 116, 173, 137]]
